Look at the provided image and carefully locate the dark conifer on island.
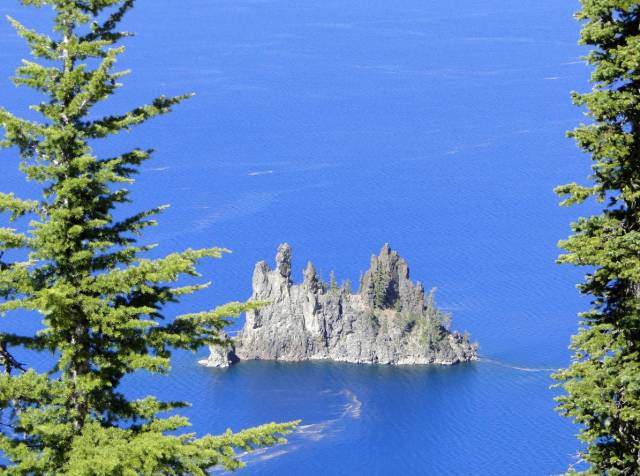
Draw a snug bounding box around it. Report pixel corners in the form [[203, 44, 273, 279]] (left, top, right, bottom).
[[554, 1, 640, 473], [0, 0, 296, 473]]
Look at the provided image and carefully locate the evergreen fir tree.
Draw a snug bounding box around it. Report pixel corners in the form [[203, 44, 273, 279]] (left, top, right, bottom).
[[554, 1, 640, 473], [0, 1, 296, 473], [343, 279, 352, 295], [329, 271, 338, 292], [372, 266, 391, 309]]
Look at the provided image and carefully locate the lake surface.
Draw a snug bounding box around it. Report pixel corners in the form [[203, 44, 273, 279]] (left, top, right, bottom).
[[0, 0, 592, 474]]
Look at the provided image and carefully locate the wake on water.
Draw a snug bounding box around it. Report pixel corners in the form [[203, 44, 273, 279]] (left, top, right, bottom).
[[479, 357, 558, 373], [340, 389, 362, 418], [211, 389, 362, 473]]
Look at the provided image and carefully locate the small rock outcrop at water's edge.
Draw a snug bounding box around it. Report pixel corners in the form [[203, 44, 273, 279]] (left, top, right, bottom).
[[198, 331, 238, 368], [199, 244, 478, 367]]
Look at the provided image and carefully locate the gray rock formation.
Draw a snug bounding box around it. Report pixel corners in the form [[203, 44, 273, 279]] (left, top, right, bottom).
[[198, 332, 238, 368], [203, 244, 477, 367]]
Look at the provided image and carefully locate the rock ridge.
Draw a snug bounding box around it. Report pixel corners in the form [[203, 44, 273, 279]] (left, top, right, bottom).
[[199, 244, 478, 367]]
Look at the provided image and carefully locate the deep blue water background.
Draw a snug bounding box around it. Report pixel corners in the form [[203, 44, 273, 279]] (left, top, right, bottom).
[[0, 0, 594, 474]]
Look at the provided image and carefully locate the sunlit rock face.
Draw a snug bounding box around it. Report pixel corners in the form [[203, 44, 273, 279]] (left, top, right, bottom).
[[203, 244, 478, 367], [198, 332, 238, 368]]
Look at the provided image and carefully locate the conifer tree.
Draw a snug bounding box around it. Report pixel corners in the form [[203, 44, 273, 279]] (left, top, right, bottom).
[[329, 271, 338, 292], [343, 279, 352, 295], [0, 1, 296, 473], [554, 1, 640, 473]]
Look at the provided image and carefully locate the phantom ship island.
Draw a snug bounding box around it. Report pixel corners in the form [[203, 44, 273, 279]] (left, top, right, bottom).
[[200, 244, 477, 367]]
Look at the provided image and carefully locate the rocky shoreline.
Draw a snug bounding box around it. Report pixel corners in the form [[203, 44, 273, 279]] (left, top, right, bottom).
[[200, 244, 477, 368]]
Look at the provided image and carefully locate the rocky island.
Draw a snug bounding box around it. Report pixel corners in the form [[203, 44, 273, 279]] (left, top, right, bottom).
[[200, 244, 477, 368]]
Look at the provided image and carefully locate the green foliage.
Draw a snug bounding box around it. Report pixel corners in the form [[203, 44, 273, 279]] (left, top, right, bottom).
[[372, 266, 388, 309], [418, 316, 445, 350], [425, 288, 451, 331], [400, 312, 441, 348], [553, 1, 640, 474], [414, 290, 449, 348], [329, 271, 338, 293], [342, 279, 352, 295], [400, 313, 418, 334], [372, 265, 397, 309], [398, 290, 449, 348], [0, 1, 296, 473]]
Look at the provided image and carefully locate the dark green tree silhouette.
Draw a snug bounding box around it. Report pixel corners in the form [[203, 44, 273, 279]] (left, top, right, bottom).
[[0, 1, 296, 473], [554, 1, 640, 473]]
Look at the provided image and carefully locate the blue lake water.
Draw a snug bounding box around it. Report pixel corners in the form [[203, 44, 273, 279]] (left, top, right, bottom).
[[0, 0, 593, 474]]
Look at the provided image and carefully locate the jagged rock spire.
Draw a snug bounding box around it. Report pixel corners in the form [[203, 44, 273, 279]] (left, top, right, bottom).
[[303, 261, 316, 281], [275, 243, 292, 280], [360, 243, 417, 311], [303, 261, 320, 292]]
